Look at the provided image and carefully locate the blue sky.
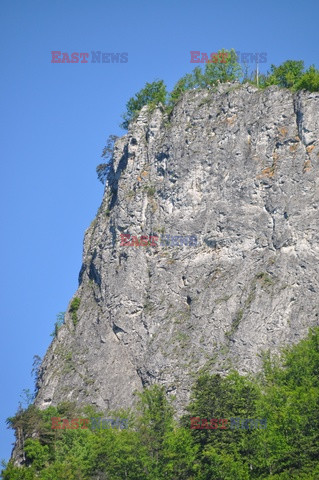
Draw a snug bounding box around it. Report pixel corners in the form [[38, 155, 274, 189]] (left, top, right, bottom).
[[0, 0, 318, 465]]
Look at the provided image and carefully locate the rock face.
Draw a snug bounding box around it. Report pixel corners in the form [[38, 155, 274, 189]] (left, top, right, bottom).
[[35, 82, 319, 416]]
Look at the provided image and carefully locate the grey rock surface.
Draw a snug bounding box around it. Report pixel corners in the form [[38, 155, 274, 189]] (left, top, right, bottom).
[[35, 82, 319, 416]]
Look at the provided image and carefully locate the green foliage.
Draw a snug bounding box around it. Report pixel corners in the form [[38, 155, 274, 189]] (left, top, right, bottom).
[[256, 271, 275, 287], [162, 427, 200, 479], [50, 312, 65, 338], [204, 48, 243, 85], [225, 309, 244, 338], [135, 385, 174, 457], [119, 52, 319, 133], [182, 370, 261, 459], [19, 389, 35, 409], [24, 439, 50, 470], [3, 328, 319, 479], [31, 355, 42, 397], [168, 70, 201, 106], [167, 49, 243, 108], [265, 60, 305, 88], [96, 163, 109, 184], [143, 184, 156, 197], [258, 59, 319, 93], [96, 134, 118, 185], [120, 80, 167, 129], [295, 65, 319, 92], [69, 298, 80, 327]]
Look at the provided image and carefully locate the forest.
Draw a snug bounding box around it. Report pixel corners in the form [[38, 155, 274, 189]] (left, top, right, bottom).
[[2, 327, 319, 479]]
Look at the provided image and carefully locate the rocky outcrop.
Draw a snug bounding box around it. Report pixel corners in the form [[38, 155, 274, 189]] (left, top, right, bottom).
[[35, 82, 319, 415]]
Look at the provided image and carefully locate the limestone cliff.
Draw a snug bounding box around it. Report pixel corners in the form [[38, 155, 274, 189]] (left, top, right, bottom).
[[35, 82, 319, 416]]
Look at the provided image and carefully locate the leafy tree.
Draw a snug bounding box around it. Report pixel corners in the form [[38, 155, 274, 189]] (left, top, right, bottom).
[[69, 297, 80, 326], [295, 65, 319, 92], [162, 426, 199, 479], [24, 439, 50, 470], [1, 460, 36, 479], [31, 355, 42, 398], [3, 328, 319, 479], [120, 80, 167, 129], [168, 49, 242, 108], [118, 54, 319, 134], [50, 312, 65, 338], [204, 48, 243, 85], [168, 72, 198, 106], [117, 54, 319, 138], [252, 327, 319, 477], [96, 134, 118, 185], [89, 428, 148, 480], [135, 384, 175, 477], [181, 370, 262, 478], [19, 389, 35, 410], [265, 60, 304, 88], [199, 446, 250, 480]]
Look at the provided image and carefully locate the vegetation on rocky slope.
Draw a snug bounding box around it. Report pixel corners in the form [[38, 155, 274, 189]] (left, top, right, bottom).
[[120, 49, 319, 130], [97, 50, 319, 185], [3, 327, 319, 479]]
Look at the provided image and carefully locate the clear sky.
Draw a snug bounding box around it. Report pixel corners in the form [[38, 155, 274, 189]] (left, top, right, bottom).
[[0, 0, 318, 465]]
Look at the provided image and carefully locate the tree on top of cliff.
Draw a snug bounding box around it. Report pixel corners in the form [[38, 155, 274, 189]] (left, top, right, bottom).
[[119, 52, 319, 132], [204, 48, 243, 84], [120, 80, 167, 130], [265, 60, 305, 88]]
